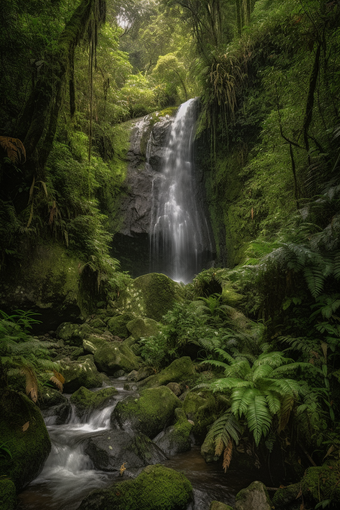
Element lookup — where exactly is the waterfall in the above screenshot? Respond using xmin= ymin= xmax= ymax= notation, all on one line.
xmin=149 ymin=98 xmax=213 ymax=283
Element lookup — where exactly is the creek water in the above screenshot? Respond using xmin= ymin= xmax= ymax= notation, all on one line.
xmin=17 ymin=380 xmax=266 ymax=510
xmin=149 ymin=98 xmax=213 ymax=283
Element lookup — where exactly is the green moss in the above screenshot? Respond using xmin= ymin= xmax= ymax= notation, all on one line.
xmin=272 ymin=483 xmax=301 ymax=508
xmin=70 ymin=386 xmax=117 ymax=413
xmin=107 ymin=313 xmax=135 ymax=338
xmin=0 ymin=391 xmax=51 ymax=491
xmin=127 ymin=317 xmax=160 ymax=339
xmin=301 ymin=463 xmax=340 ymax=504
xmin=94 ymin=341 xmax=140 ymax=374
xmin=0 ymin=479 xmax=16 ymax=510
xmin=78 ymin=464 xmax=193 ymax=510
xmin=209 ymin=503 xmax=233 ymax=510
xmin=183 ymin=390 xmax=217 ymax=441
xmin=140 ymin=357 xmax=195 ymax=388
xmin=61 ymin=354 xmax=105 ymax=392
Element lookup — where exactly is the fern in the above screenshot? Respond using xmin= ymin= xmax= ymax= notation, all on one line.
xmin=205 ymin=410 xmax=242 ymax=471
xmin=246 ymin=394 xmax=272 ymax=446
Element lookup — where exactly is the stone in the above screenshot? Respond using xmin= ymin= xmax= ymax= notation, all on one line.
xmin=0 ymin=479 xmax=16 ymax=510
xmin=154 ymin=408 xmax=193 ymax=457
xmin=85 ymin=430 xmax=167 ymax=471
xmin=234 ymin=481 xmax=272 ymax=510
xmin=127 ymin=366 xmax=155 ymax=382
xmin=77 ymin=464 xmax=193 ymax=510
xmin=127 ymin=317 xmax=160 ymax=339
xmin=140 ymin=356 xmax=195 ymax=388
xmin=111 ymin=386 xmax=181 ymax=439
xmin=38 ymin=387 xmax=71 ymax=424
xmin=300 ymin=463 xmax=340 ymax=504
xmin=60 ymin=354 xmax=105 ymax=392
xmin=209 ymin=502 xmax=233 ymax=510
xmin=0 ymin=391 xmax=51 ymax=491
xmin=117 ymin=273 xmax=184 ymax=321
xmin=70 ymin=386 xmax=118 ymax=418
xmin=183 ymin=390 xmax=218 ymax=442
xmin=272 ymin=483 xmax=301 ymax=508
xmin=107 ymin=313 xmax=135 ymax=338
xmin=166 ymin=382 xmax=182 ymax=396
xmin=94 ymin=341 xmax=140 ymax=375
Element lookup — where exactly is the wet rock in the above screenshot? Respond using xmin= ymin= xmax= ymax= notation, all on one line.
xmin=70 ymin=386 xmax=118 ymax=418
xmin=209 ymin=502 xmax=233 ymax=510
xmin=77 ymin=464 xmax=193 ymax=510
xmin=60 ymin=354 xmax=105 ymax=392
xmin=140 ymin=356 xmax=195 ymax=388
xmin=127 ymin=366 xmax=155 ymax=382
xmin=94 ymin=341 xmax=140 ymax=375
xmin=0 ymin=391 xmax=51 ymax=491
xmin=154 ymin=408 xmax=193 ymax=457
xmin=193 ymin=489 xmax=216 ymax=510
xmin=111 ymin=386 xmax=181 ymax=439
xmin=0 ymin=479 xmax=16 ymax=510
xmin=38 ymin=388 xmax=71 ymax=424
xmin=85 ymin=430 xmax=167 ymax=471
xmin=234 ymin=481 xmax=272 ymax=510
xmin=183 ymin=390 xmax=218 ymax=442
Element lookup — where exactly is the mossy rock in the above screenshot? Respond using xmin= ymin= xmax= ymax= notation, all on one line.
xmin=209 ymin=502 xmax=233 ymax=510
xmin=183 ymin=391 xmax=218 ymax=442
xmin=94 ymin=341 xmax=140 ymax=375
xmin=117 ymin=273 xmax=183 ymax=321
xmin=111 ymin=386 xmax=181 ymax=439
xmin=107 ymin=313 xmax=135 ymax=339
xmin=0 ymin=391 xmax=51 ymax=491
xmin=0 ymin=479 xmax=16 ymax=510
xmin=38 ymin=387 xmax=68 ymax=409
xmin=60 ymin=354 xmax=105 ymax=392
xmin=272 ymin=483 xmax=301 ymax=508
xmin=154 ymin=408 xmax=193 ymax=456
xmin=301 ymin=462 xmax=340 ymax=504
xmin=38 ymin=386 xmax=71 ymax=424
xmin=235 ymin=481 xmax=271 ymax=510
xmin=57 ymin=322 xmax=109 ymax=347
xmin=70 ymin=386 xmax=118 ymax=417
xmin=140 ymin=357 xmax=195 ymax=388
xmin=78 ymin=464 xmax=193 ymax=510
xmin=127 ymin=317 xmax=160 ymax=339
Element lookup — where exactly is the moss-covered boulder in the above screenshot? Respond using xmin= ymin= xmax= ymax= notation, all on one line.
xmin=127 ymin=317 xmax=160 ymax=339
xmin=111 ymin=386 xmax=181 ymax=439
xmin=209 ymin=502 xmax=233 ymax=510
xmin=127 ymin=366 xmax=155 ymax=382
xmin=272 ymin=483 xmax=301 ymax=508
xmin=0 ymin=479 xmax=16 ymax=510
xmin=38 ymin=387 xmax=71 ymax=424
xmin=94 ymin=341 xmax=140 ymax=375
xmin=154 ymin=408 xmax=193 ymax=456
xmin=70 ymin=386 xmax=118 ymax=417
xmin=57 ymin=322 xmax=114 ymax=349
xmin=235 ymin=481 xmax=271 ymax=510
xmin=140 ymin=357 xmax=195 ymax=388
xmin=301 ymin=463 xmax=340 ymax=505
xmin=107 ymin=313 xmax=135 ymax=338
xmin=78 ymin=464 xmax=193 ymax=510
xmin=0 ymin=392 xmax=51 ymax=491
xmin=85 ymin=430 xmax=167 ymax=471
xmin=60 ymin=355 xmax=105 ymax=392
xmin=183 ymin=390 xmax=218 ymax=442
xmin=116 ymin=273 xmax=183 ymax=321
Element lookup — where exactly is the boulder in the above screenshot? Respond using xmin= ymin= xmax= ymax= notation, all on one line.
xmin=117 ymin=273 xmax=184 ymax=321
xmin=60 ymin=355 xmax=105 ymax=392
xmin=107 ymin=313 xmax=135 ymax=339
xmin=234 ymin=481 xmax=271 ymax=510
xmin=94 ymin=341 xmax=140 ymax=375
xmin=301 ymin=463 xmax=340 ymax=505
xmin=127 ymin=366 xmax=155 ymax=382
xmin=111 ymin=386 xmax=181 ymax=439
xmin=140 ymin=357 xmax=195 ymax=388
xmin=85 ymin=430 xmax=167 ymax=471
xmin=272 ymin=483 xmax=301 ymax=508
xmin=166 ymin=382 xmax=183 ymax=396
xmin=154 ymin=408 xmax=193 ymax=457
xmin=70 ymin=386 xmax=118 ymax=418
xmin=77 ymin=464 xmax=193 ymax=510
xmin=209 ymin=502 xmax=233 ymax=510
xmin=0 ymin=479 xmax=16 ymax=510
xmin=0 ymin=391 xmax=51 ymax=491
xmin=127 ymin=317 xmax=160 ymax=339
xmin=183 ymin=390 xmax=218 ymax=442
xmin=38 ymin=387 xmax=71 ymax=424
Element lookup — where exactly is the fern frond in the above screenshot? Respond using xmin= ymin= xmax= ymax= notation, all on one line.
xmin=278 ymin=395 xmax=295 ymax=432
xmin=303 ymin=267 xmax=325 ymax=298
xmin=231 ymin=387 xmax=257 ymax=417
xmin=222 ymin=440 xmax=233 ymax=472
xmin=0 ymin=136 xmax=26 ymax=164
xmin=246 ymin=394 xmax=272 ymax=446
xmin=252 ymin=364 xmax=273 ymax=382
xmin=265 ymin=392 xmax=281 ymax=415
xmin=20 ymin=366 xmax=38 ymax=402
xmin=334 ymin=252 xmax=340 ymax=280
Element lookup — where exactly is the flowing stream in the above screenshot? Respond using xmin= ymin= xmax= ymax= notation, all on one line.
xmin=149 ymin=98 xmax=213 ymax=283
xmin=17 ymin=381 xmax=260 ymax=510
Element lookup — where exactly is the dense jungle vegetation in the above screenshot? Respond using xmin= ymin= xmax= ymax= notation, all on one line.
xmin=1 ymin=0 xmax=340 ymax=508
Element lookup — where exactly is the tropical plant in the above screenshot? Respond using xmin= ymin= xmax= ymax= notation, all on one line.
xmin=204 ymin=409 xmax=242 ymax=472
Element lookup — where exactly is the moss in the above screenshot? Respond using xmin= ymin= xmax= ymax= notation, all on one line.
xmin=70 ymin=386 xmax=117 ymax=414
xmin=0 ymin=391 xmax=51 ymax=491
xmin=209 ymin=503 xmax=233 ymax=510
xmin=112 ymin=386 xmax=181 ymax=438
xmin=107 ymin=313 xmax=135 ymax=338
xmin=272 ymin=483 xmax=301 ymax=508
xmin=61 ymin=354 xmax=105 ymax=392
xmin=301 ymin=463 xmax=340 ymax=504
xmin=140 ymin=357 xmax=195 ymax=388
xmin=183 ymin=390 xmax=218 ymax=441
xmin=0 ymin=479 xmax=16 ymax=510
xmin=78 ymin=464 xmax=193 ymax=510
xmin=127 ymin=317 xmax=160 ymax=339
xmin=94 ymin=341 xmax=140 ymax=375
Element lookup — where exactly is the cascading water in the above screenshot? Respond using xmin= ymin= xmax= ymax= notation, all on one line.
xmin=149 ymin=98 xmax=213 ymax=283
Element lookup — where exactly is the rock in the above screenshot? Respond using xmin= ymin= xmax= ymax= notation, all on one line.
xmin=166 ymin=382 xmax=182 ymax=396
xmin=127 ymin=317 xmax=160 ymax=339
xmin=140 ymin=357 xmax=195 ymax=388
xmin=0 ymin=479 xmax=16 ymax=510
xmin=85 ymin=430 xmax=167 ymax=471
xmin=201 ymin=433 xmax=220 ymax=463
xmin=60 ymin=354 xmax=105 ymax=392
xmin=77 ymin=464 xmax=193 ymax=510
xmin=183 ymin=390 xmax=218 ymax=442
xmin=111 ymin=386 xmax=181 ymax=439
xmin=94 ymin=341 xmax=140 ymax=375
xmin=38 ymin=387 xmax=68 ymax=408
xmin=154 ymin=408 xmax=193 ymax=457
xmin=127 ymin=366 xmax=155 ymax=382
xmin=70 ymin=386 xmax=118 ymax=418
xmin=0 ymin=391 xmax=51 ymax=491
xmin=107 ymin=313 xmax=135 ymax=339
xmin=117 ymin=273 xmax=184 ymax=321
xmin=209 ymin=502 xmax=233 ymax=510
xmin=234 ymin=481 xmax=271 ymax=510
xmin=272 ymin=483 xmax=301 ymax=508
xmin=0 ymin=244 xmax=81 ymax=331
xmin=38 ymin=387 xmax=71 ymax=424
xmin=301 ymin=463 xmax=340 ymax=504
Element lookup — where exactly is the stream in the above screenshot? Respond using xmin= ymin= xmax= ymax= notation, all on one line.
xmin=18 ymin=380 xmax=275 ymax=510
